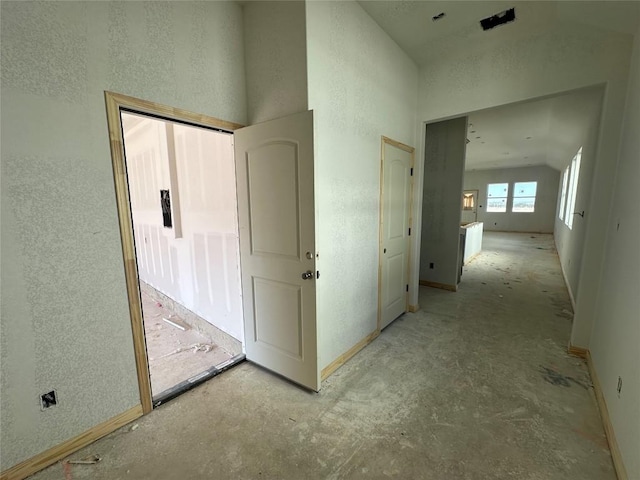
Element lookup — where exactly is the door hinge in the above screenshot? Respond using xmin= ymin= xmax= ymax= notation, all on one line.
xmin=410 ymin=167 xmax=414 ymax=176
xmin=406 ymin=284 xmax=409 ymax=292
xmin=408 ymin=227 xmax=411 ymax=236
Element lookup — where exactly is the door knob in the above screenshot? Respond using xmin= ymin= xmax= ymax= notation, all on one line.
xmin=301 ymin=271 xmax=314 ymax=280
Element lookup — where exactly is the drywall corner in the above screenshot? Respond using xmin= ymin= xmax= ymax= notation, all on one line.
xmin=588 ymin=25 xmax=640 ymax=480
xmin=419 ymin=117 xmax=468 ymax=286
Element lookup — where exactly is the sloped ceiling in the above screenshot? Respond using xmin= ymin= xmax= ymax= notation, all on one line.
xmin=465 ymin=87 xmax=603 ymax=171
xmin=358 ymin=1 xmax=637 ymax=171
xmin=359 ymin=1 xmax=639 ymax=67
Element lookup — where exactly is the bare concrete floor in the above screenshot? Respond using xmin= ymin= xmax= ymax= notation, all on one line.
xmin=142 ymin=290 xmax=234 ymax=396
xmin=31 ymin=233 xmax=613 ymax=479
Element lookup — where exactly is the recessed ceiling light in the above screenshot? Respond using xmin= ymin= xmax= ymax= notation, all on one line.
xmin=432 ymin=12 xmax=446 ymax=21
xmin=526 ymin=136 xmax=532 ymax=140
xmin=470 ymin=130 xmax=476 ymax=133
xmin=481 ymin=141 xmax=485 ymax=144
xmin=475 ymin=136 xmax=481 ymax=139
xmin=503 ymin=152 xmax=509 ymax=155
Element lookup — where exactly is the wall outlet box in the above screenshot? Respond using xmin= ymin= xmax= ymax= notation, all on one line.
xmin=40 ymin=390 xmax=57 ymax=410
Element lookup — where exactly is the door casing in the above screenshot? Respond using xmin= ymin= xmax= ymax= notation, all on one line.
xmin=377 ymin=136 xmax=415 ymax=331
xmin=105 ymin=91 xmax=243 ymax=414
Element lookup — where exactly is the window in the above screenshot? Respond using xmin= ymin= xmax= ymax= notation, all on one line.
xmin=512 ymin=181 xmax=537 ymax=212
xmin=487 ymin=183 xmax=509 ymax=212
xmin=558 ymin=168 xmax=569 ymax=221
xmin=564 ymin=148 xmax=582 ymax=229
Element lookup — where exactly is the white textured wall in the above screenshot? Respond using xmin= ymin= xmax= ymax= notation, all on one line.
xmin=463 ymin=165 xmax=560 ymax=233
xmin=420 ymin=118 xmax=468 ymax=286
xmin=413 ymin=19 xmax=634 ymax=352
xmin=0 ymin=1 xmax=247 ymax=470
xmin=553 ymin=109 xmax=602 ymax=303
xmin=124 ymin=118 xmax=243 ymax=341
xmin=306 ymin=1 xmax=418 ymax=369
xmin=590 ymin=27 xmax=640 ymax=480
xmin=243 ymin=1 xmax=308 ymax=124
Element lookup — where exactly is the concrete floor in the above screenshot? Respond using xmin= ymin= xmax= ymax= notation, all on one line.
xmin=31 ymin=232 xmax=614 ymax=479
xmin=141 ymin=290 xmax=233 ymax=396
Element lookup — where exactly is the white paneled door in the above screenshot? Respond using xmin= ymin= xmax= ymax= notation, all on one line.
xmin=379 ymin=138 xmax=414 ymax=330
xmin=234 ymin=111 xmax=319 ymax=391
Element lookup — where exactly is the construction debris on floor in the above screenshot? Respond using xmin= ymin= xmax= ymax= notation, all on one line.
xmin=31 ymin=233 xmax=615 ymax=480
xmin=141 ymin=290 xmax=234 ymax=396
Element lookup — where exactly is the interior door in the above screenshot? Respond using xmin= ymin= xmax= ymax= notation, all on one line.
xmin=379 ymin=138 xmax=414 ymax=330
xmin=234 ymin=110 xmax=319 ymax=391
xmin=461 ymin=189 xmax=478 ymax=224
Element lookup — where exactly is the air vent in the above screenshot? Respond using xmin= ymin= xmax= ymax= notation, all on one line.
xmin=480 ymin=8 xmax=516 ymax=31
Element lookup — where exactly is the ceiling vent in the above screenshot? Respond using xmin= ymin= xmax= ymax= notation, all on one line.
xmin=480 ymin=8 xmax=516 ymax=31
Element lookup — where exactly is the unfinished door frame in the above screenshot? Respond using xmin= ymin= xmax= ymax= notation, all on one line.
xmin=104 ymin=91 xmax=243 ymax=414
xmin=462 ymin=189 xmax=479 ymax=223
xmin=377 ymin=136 xmax=416 ymax=332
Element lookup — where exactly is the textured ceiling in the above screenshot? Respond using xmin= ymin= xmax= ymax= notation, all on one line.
xmin=358 ymin=1 xmax=634 ymax=171
xmin=464 ymin=86 xmax=603 ymax=171
xmin=359 ymin=1 xmax=640 ymax=66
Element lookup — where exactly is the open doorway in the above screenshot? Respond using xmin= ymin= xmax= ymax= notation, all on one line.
xmin=107 ymin=93 xmax=322 ymax=411
xmin=418 ymin=86 xmax=603 ymax=294
xmin=118 ymin=108 xmax=245 ymax=405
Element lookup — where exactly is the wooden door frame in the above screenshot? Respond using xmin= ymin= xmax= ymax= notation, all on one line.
xmin=463 ymin=189 xmax=479 ymax=223
xmin=104 ymin=91 xmax=243 ymax=414
xmin=377 ymin=136 xmax=416 ymax=332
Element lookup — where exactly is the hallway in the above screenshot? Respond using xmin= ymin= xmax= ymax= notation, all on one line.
xmin=31 ymin=233 xmax=613 ymax=480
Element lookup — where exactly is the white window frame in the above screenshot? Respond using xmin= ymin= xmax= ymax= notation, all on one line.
xmin=559 ymin=167 xmax=569 ymax=221
xmin=486 ymin=183 xmax=509 ymax=213
xmin=511 ymin=181 xmax=538 ymax=213
xmin=565 ymin=148 xmax=582 ymax=229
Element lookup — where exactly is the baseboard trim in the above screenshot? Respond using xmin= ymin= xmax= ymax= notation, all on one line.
xmin=419 ymin=280 xmax=457 ymax=292
xmin=568 ymin=344 xmax=588 ymax=359
xmin=581 ymin=349 xmax=628 ymax=480
xmin=1 ymin=405 xmax=143 ymax=480
xmin=321 ymin=330 xmax=380 ymax=380
xmin=558 ymin=256 xmax=577 ymax=312
xmin=408 ymin=304 xmax=420 ymax=313
xmin=463 ymin=252 xmax=481 ymax=265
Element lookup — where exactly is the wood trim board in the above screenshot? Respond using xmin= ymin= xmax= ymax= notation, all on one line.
xmin=105 ymin=91 xmax=243 ymax=131
xmin=419 ymin=280 xmax=458 ymax=292
xmin=463 ymin=251 xmax=481 ymax=265
xmin=104 ymin=92 xmax=244 ymax=414
xmin=321 ymin=330 xmax=380 ymax=380
xmin=584 ymin=350 xmax=628 ymax=480
xmin=408 ymin=304 xmax=420 ymax=313
xmin=0 ymin=405 xmax=143 ymax=480
xmin=377 ymin=136 xmax=415 ymax=331
xmin=557 ymin=249 xmax=577 ymax=312
xmin=567 ymin=344 xmax=588 ymax=359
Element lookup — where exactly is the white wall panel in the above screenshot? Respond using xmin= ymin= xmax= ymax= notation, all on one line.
xmin=124 ymin=116 xmax=243 ymax=343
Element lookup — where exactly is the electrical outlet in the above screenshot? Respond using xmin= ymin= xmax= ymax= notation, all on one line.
xmin=40 ymin=390 xmax=57 ymax=410
xmin=617 ymin=377 xmax=622 ymax=398
xmin=429 ymin=262 xmax=434 ymax=269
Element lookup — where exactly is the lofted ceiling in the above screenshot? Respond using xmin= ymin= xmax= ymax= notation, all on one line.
xmin=358 ymin=1 xmax=637 ymax=171
xmin=359 ymin=1 xmax=640 ymax=67
xmin=464 ymin=86 xmax=603 ymax=171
